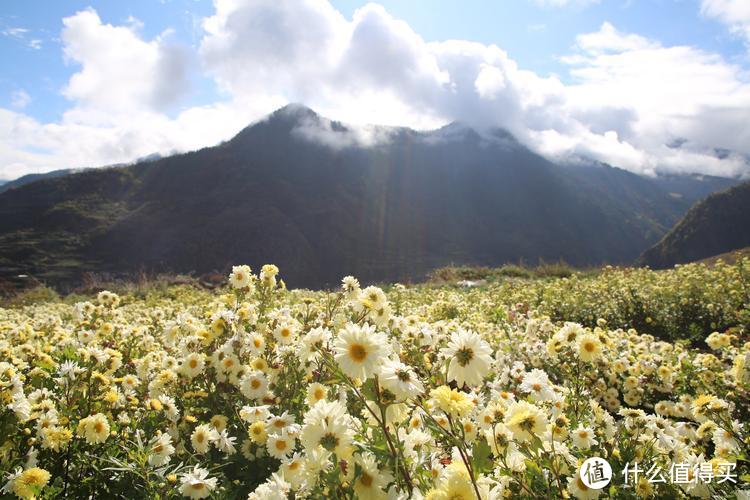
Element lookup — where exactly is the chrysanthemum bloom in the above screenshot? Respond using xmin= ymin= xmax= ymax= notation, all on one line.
xmin=504 ymin=401 xmax=548 ymax=443
xmin=333 ymin=323 xmax=387 ymax=381
xmin=240 ymin=371 xmax=269 ymax=400
xmin=260 ymin=264 xmax=279 ymax=287
xmin=690 ymin=394 xmax=727 ymax=421
xmin=429 ymin=386 xmax=474 ymax=418
xmin=229 ymin=265 xmax=252 ymax=289
xmin=267 ymin=430 xmax=295 ymax=459
xmin=40 ymin=426 xmax=73 ymax=452
xmin=191 ymin=424 xmax=219 ymax=454
xmin=440 ymin=329 xmax=493 ymax=387
xmin=305 ymin=383 xmax=328 ymax=407
xmin=180 ymin=353 xmax=205 ymax=379
xmin=567 ymin=474 xmax=600 ymax=500
xmin=299 ymin=327 xmax=331 ymax=362
xmin=179 ymin=467 xmax=217 ymax=499
xmin=77 ymin=413 xmax=110 ymax=445
xmin=300 ymin=400 xmax=354 ymax=456
xmin=280 ymin=453 xmax=306 ymax=489
xmin=485 ymin=423 xmax=512 ymax=455
xmin=378 ymin=359 xmax=424 ymax=400
xmin=576 ymin=334 xmax=603 ymax=363
xmin=357 ymin=286 xmax=387 ymax=312
xmin=353 ymin=452 xmax=393 ymax=500
xmin=148 ymin=432 xmax=175 ymax=466
xmin=341 ymin=276 xmax=360 ymax=299
xmin=248 ymin=421 xmax=268 ymax=444
xmin=571 ymin=426 xmax=598 ymax=449
xmin=273 ymin=321 xmax=298 ymax=345
xmin=11 ymin=467 xmax=51 ymax=499
xmin=520 ymin=369 xmax=555 ymax=402
xmin=426 ymin=463 xmax=475 ymax=500
xmin=239 ymin=404 xmax=271 ymax=423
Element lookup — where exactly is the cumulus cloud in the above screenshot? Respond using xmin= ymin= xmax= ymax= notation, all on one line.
xmin=1 ymin=0 xmax=749 ymax=180
xmin=61 ymin=9 xmax=190 ymax=113
xmin=0 ymin=8 xmax=271 ymax=180
xmin=701 ymin=0 xmax=750 ymax=45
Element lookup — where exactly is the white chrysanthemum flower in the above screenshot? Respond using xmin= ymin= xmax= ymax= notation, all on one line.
xmin=298 ymin=327 xmax=331 ymax=363
xmin=229 ymin=265 xmax=252 ymax=289
xmin=216 ymin=429 xmax=237 ymax=456
xmin=357 ymin=286 xmax=387 ymax=312
xmin=267 ymin=430 xmax=295 ymax=459
xmin=273 ymin=320 xmax=298 ymax=345
xmin=353 ymin=452 xmax=393 ymax=500
xmin=239 ymin=405 xmax=271 ymax=423
xmin=567 ymin=475 xmax=601 ymax=500
xmin=333 ymin=323 xmax=387 ymax=381
xmin=300 ymin=400 xmax=353 ymax=456
xmin=190 ymin=424 xmax=219 ymax=454
xmin=441 ymin=329 xmax=493 ymax=387
xmin=520 ymin=369 xmax=556 ymax=402
xmin=341 ymin=276 xmax=360 ymax=299
xmin=180 ymin=353 xmax=205 ymax=379
xmin=179 ymin=467 xmax=217 ymax=499
xmin=279 ymin=452 xmax=306 ymax=489
xmin=570 ymin=426 xmax=598 ymax=449
xmin=378 ymin=359 xmax=424 ymax=400
xmin=240 ymin=371 xmax=269 ymax=400
xmin=305 ymin=383 xmax=328 ymax=408
xmin=148 ymin=432 xmax=175 ymax=466
xmin=577 ymin=333 xmax=603 ymax=362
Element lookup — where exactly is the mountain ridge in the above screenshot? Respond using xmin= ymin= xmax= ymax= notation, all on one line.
xmin=639 ymin=181 xmax=750 ymax=268
xmin=0 ymin=104 xmax=742 ymax=289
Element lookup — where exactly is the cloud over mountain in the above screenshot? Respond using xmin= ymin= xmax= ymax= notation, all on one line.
xmin=1 ymin=0 xmax=749 ymax=180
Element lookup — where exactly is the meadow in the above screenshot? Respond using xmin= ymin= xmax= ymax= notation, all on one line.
xmin=0 ymin=260 xmax=748 ymax=499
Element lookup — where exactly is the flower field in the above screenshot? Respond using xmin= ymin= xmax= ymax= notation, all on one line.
xmin=1 ymin=261 xmax=749 ymax=499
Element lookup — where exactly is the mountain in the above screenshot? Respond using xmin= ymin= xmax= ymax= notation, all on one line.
xmin=0 ymin=104 xmax=741 ymax=288
xmin=0 ymin=169 xmax=79 ymax=194
xmin=639 ymin=181 xmax=750 ymax=268
xmin=0 ymin=154 xmax=165 ymax=195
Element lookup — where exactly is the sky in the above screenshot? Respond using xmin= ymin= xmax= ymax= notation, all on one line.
xmin=1 ymin=0 xmax=750 ymax=181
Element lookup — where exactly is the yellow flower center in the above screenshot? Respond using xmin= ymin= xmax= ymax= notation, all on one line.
xmin=360 ymin=472 xmax=374 ymax=487
xmin=349 ymin=343 xmax=368 ymax=362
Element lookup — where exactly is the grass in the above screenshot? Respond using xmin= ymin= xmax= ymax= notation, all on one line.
xmin=426 ymin=260 xmax=596 ymax=284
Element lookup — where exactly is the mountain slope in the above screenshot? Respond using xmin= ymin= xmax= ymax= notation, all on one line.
xmin=0 ymin=104 xmax=737 ymax=288
xmin=0 ymin=169 xmax=78 ymax=194
xmin=639 ymin=181 xmax=750 ymax=268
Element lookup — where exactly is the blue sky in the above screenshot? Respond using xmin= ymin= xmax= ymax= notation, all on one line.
xmin=1 ymin=0 xmax=749 ymax=180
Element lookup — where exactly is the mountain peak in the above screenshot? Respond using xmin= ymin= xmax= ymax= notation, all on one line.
xmin=271 ymin=103 xmax=319 ymax=122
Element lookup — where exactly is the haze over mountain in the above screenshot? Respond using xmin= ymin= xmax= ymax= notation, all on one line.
xmin=0 ymin=105 xmax=740 ymax=289
xmin=640 ymin=181 xmax=750 ymax=269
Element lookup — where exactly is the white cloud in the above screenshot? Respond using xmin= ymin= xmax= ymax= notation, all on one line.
xmin=558 ymin=22 xmax=750 ymax=176
xmin=1 ymin=26 xmax=43 ymax=49
xmin=61 ymin=9 xmax=190 ymax=113
xmin=572 ymin=21 xmax=657 ymax=54
xmin=11 ymin=90 xmax=30 ymax=109
xmin=0 ymin=9 xmax=267 ymax=180
xmin=1 ymin=1 xmax=749 ymax=181
xmin=1 ymin=27 xmax=28 ymax=38
xmin=701 ymin=0 xmax=750 ymax=44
